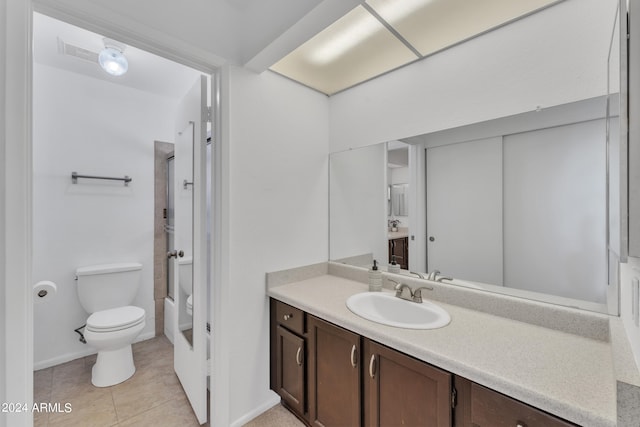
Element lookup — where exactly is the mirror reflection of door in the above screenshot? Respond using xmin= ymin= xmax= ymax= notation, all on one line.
xmin=426 ymin=137 xmax=503 ymax=285
xmin=171 ymin=75 xmax=209 ymax=425
xmin=175 ymin=122 xmax=194 ymax=346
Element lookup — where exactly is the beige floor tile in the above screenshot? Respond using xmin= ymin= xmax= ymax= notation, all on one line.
xmin=118 ymin=395 xmax=200 ymax=427
xmin=47 ymin=386 xmax=117 ymax=427
xmin=243 ymin=404 xmax=305 ymax=427
xmin=34 ymin=337 xmax=204 ymax=426
xmin=34 ymin=368 xmax=53 ymax=426
xmin=111 ymin=363 xmax=184 ymax=422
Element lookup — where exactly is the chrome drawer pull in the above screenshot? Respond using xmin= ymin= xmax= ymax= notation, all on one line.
xmin=296 ymin=347 xmax=303 ymax=366
xmin=283 ymin=314 xmax=293 ymax=321
xmin=369 ymin=354 xmax=376 ymax=378
xmin=350 ymin=345 xmax=357 ymax=368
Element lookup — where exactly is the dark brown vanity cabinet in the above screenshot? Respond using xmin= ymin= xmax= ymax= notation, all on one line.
xmin=389 ymin=236 xmax=409 ymax=269
xmin=271 ymin=300 xmax=307 ymax=419
xmin=271 ymin=298 xmax=577 ymax=427
xmin=307 ymin=315 xmax=361 ymax=427
xmin=364 ymin=339 xmax=452 ymax=427
xmin=453 ymin=377 xmax=577 ymax=427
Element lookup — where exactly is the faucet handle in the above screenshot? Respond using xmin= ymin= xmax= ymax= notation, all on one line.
xmin=392 ymin=281 xmax=413 ymax=300
xmin=412 ymin=286 xmax=434 ymax=303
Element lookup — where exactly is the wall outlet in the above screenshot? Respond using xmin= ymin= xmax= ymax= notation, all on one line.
xmin=633 ymin=277 xmax=640 ymax=327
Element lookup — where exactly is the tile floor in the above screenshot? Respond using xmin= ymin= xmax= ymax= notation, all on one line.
xmin=33 ymin=335 xmax=301 ymax=427
xmin=244 ymin=405 xmax=304 ymax=427
xmin=34 ymin=336 xmax=204 ymax=427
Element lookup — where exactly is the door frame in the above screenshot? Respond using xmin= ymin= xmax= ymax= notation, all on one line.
xmin=4 ymin=1 xmax=230 ymax=425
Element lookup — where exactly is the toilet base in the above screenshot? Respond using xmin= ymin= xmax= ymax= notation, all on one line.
xmin=91 ymin=344 xmax=136 ymax=387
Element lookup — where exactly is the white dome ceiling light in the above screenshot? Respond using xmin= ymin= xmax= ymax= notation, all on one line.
xmin=98 ymin=38 xmax=128 ymax=76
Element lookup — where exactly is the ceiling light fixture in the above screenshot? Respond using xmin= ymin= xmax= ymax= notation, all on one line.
xmin=98 ymin=38 xmax=128 ymax=76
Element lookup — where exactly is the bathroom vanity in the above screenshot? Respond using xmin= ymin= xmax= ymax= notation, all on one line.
xmin=267 ymin=263 xmax=628 ymax=427
xmin=387 ymin=234 xmax=408 ymax=270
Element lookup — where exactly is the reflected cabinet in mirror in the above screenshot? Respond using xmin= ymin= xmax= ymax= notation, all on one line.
xmin=329 ymin=0 xmax=625 ymax=314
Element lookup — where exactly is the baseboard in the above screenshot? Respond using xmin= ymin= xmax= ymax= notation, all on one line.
xmin=34 ymin=347 xmax=97 ymax=371
xmin=230 ymin=392 xmax=281 ymax=427
xmin=34 ymin=331 xmax=156 ymax=371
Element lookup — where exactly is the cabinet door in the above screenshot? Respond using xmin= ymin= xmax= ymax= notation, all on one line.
xmin=364 ymin=339 xmax=452 ymax=427
xmin=276 ymin=325 xmax=306 ymax=416
xmin=389 ymin=238 xmax=408 ymax=269
xmin=308 ymin=315 xmax=361 ymax=427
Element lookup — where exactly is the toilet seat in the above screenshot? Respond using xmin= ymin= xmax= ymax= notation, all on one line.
xmin=86 ymin=306 xmax=145 ymax=333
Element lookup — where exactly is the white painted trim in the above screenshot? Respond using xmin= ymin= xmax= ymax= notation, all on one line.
xmin=4 ymin=1 xmax=34 ymax=426
xmin=211 ymin=65 xmax=231 ymax=427
xmin=230 ymin=392 xmax=281 ymax=427
xmin=32 ymin=0 xmax=226 ymax=73
xmin=33 ymin=331 xmax=155 ymax=371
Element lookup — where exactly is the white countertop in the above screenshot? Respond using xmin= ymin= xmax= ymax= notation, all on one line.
xmin=268 ymin=274 xmax=617 ymax=427
xmin=387 ymin=230 xmax=408 ymax=239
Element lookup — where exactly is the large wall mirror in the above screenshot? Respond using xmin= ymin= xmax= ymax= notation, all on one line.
xmin=329 ymin=0 xmax=626 ymax=315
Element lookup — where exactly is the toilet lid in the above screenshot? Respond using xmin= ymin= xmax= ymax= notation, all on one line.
xmin=187 ymin=294 xmax=193 ymax=308
xmin=86 ymin=306 xmax=145 ymax=332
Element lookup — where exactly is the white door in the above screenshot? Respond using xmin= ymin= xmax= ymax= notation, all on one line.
xmin=503 ymin=120 xmax=606 ymax=301
xmin=426 ymin=137 xmax=503 ymax=284
xmin=171 ymin=75 xmax=208 ymax=424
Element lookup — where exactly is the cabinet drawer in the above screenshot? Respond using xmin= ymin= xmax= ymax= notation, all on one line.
xmin=470 ymin=383 xmax=575 ymax=427
xmin=275 ymin=300 xmax=304 ymax=335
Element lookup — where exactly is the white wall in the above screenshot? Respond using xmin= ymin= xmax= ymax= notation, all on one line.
xmin=32 ymin=63 xmax=178 ymax=368
xmin=328 ymin=0 xmax=618 ymax=152
xmin=226 ymin=68 xmax=329 ymax=425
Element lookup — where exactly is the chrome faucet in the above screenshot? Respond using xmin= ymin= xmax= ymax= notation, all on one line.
xmin=427 ymin=270 xmax=440 ymax=281
xmin=410 ymin=271 xmax=426 ymax=279
xmin=412 ymin=286 xmax=434 ymax=303
xmin=389 ymin=279 xmax=414 ymax=301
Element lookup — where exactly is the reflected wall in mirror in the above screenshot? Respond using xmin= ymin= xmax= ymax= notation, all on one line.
xmin=329 ymin=0 xmax=623 ymax=314
xmin=176 ymin=122 xmax=195 ymax=347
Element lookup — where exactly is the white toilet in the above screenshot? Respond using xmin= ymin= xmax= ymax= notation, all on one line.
xmin=76 ymin=262 xmax=146 ymax=387
xmin=178 ymin=257 xmax=193 ymax=316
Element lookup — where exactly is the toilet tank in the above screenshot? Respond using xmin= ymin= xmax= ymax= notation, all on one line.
xmin=76 ymin=262 xmax=142 ymax=313
xmin=178 ymin=257 xmax=192 ymax=296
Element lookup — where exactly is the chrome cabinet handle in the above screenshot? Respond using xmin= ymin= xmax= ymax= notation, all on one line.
xmin=350 ymin=344 xmax=357 ymax=368
xmin=296 ymin=347 xmax=303 ymax=366
xmin=516 ymin=423 xmax=526 ymax=427
xmin=283 ymin=314 xmax=293 ymax=321
xmin=369 ymin=354 xmax=376 ymax=378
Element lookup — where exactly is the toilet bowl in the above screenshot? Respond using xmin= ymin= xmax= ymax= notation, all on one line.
xmin=179 ymin=257 xmax=193 ymax=317
xmin=186 ymin=294 xmax=193 ymax=316
xmin=76 ymin=263 xmax=145 ymax=387
xmin=84 ymin=306 xmax=145 ymax=387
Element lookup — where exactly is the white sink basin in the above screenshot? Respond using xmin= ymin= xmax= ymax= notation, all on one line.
xmin=346 ymin=292 xmax=451 ymax=330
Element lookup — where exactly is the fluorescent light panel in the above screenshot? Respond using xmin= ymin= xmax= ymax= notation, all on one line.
xmin=270 ymin=0 xmax=561 ymax=95
xmin=270 ymin=5 xmax=418 ymax=95
xmin=366 ymin=0 xmax=559 ymax=57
